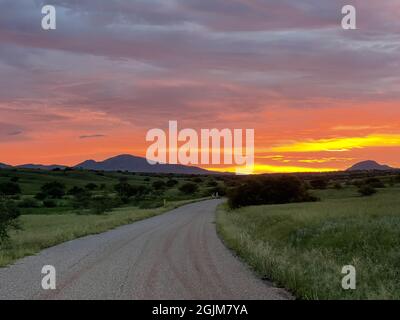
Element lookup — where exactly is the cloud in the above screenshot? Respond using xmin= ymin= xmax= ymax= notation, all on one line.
xmin=79 ymin=134 xmax=106 ymax=139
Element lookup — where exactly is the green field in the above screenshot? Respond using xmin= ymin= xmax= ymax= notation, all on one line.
xmin=217 ymin=184 xmax=400 ymax=299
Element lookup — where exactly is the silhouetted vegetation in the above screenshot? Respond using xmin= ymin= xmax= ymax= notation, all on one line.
xmin=0 ymin=182 xmax=21 ymax=196
xmin=228 ymin=176 xmax=317 ymax=209
xmin=0 ymin=199 xmax=20 ymax=244
xmin=179 ymin=182 xmax=199 ymax=195
xmin=364 ymin=177 xmax=385 ymax=188
xmin=40 ymin=181 xmax=66 ymax=199
xmin=309 ymin=178 xmax=328 ymax=190
xmin=358 ymin=185 xmax=377 ymax=197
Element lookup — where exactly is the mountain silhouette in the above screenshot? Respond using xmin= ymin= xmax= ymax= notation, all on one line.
xmin=74 ymin=154 xmax=215 ymax=174
xmin=0 ymin=162 xmax=11 ymax=169
xmin=16 ymin=164 xmax=67 ymax=170
xmin=347 ymin=160 xmax=395 ymax=171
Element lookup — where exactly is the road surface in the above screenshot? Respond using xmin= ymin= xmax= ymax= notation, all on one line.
xmin=0 ymin=199 xmax=290 ymax=300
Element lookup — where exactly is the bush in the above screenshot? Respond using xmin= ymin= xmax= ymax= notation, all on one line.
xmin=227 ymin=176 xmax=317 ymax=209
xmin=364 ymin=177 xmax=385 ymax=188
xmin=179 ymin=182 xmax=199 ymax=195
xmin=309 ymin=179 xmax=328 ymax=190
xmin=85 ymin=183 xmax=98 ymax=191
xmin=71 ymin=189 xmax=92 ymax=210
xmin=43 ymin=199 xmax=57 ymax=208
xmin=0 ymin=182 xmax=21 ymax=196
xmin=396 ymin=174 xmax=400 ymax=183
xmin=152 ymin=180 xmax=166 ymax=190
xmin=333 ymin=182 xmax=343 ymax=190
xmin=166 ymin=179 xmax=178 ymax=187
xmin=67 ymin=186 xmax=85 ymax=196
xmin=358 ymin=185 xmax=377 ymax=197
xmin=90 ymin=195 xmax=114 ymax=215
xmin=40 ymin=181 xmax=66 ymax=198
xmin=18 ymin=197 xmax=40 ymax=208
xmin=0 ymin=199 xmax=21 ymax=244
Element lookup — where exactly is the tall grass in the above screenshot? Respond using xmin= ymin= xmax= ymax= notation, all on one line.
xmin=216 ymin=187 xmax=400 ymax=299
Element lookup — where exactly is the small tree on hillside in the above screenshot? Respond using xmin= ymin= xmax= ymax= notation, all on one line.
xmin=358 ymin=185 xmax=377 ymax=197
xmin=179 ymin=182 xmax=198 ymax=195
xmin=40 ymin=181 xmax=66 ymax=199
xmin=0 ymin=199 xmax=21 ymax=245
xmin=0 ymin=182 xmax=21 ymax=196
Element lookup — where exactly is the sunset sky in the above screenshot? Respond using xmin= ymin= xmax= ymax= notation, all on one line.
xmin=1 ymin=0 xmax=400 ymax=173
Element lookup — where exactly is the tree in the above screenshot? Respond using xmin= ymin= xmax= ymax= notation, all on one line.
xmin=358 ymin=185 xmax=377 ymax=197
xmin=0 ymin=199 xmax=21 ymax=244
xmin=40 ymin=181 xmax=66 ymax=199
xmin=67 ymin=186 xmax=85 ymax=196
xmin=364 ymin=177 xmax=385 ymax=188
xmin=85 ymin=183 xmax=98 ymax=191
xmin=310 ymin=179 xmax=328 ymax=190
xmin=90 ymin=194 xmax=114 ymax=215
xmin=0 ymin=182 xmax=21 ymax=196
xmin=227 ymin=176 xmax=317 ymax=209
xmin=152 ymin=180 xmax=166 ymax=190
xmin=114 ymin=181 xmax=135 ymax=203
xmin=179 ymin=182 xmax=198 ymax=195
xmin=166 ymin=179 xmax=178 ymax=187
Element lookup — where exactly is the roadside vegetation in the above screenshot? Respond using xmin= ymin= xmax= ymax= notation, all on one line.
xmin=217 ymin=171 xmax=400 ymax=299
xmin=0 ymin=167 xmax=224 ymax=266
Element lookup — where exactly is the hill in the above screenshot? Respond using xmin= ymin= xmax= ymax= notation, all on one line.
xmin=74 ymin=154 xmax=215 ymax=174
xmin=347 ymin=160 xmax=395 ymax=171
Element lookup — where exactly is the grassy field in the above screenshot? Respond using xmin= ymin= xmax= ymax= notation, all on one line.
xmin=0 ymin=198 xmax=206 ymax=267
xmin=217 ymin=184 xmax=400 ymax=299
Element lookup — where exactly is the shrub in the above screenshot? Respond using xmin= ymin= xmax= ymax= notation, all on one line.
xmin=0 ymin=199 xmax=21 ymax=244
xmin=67 ymin=186 xmax=85 ymax=196
xmin=227 ymin=176 xmax=317 ymax=209
xmin=179 ymin=182 xmax=199 ymax=195
xmin=43 ymin=199 xmax=57 ymax=208
xmin=0 ymin=182 xmax=21 ymax=196
xmin=85 ymin=183 xmax=98 ymax=191
xmin=35 ymin=192 xmax=47 ymax=201
xmin=40 ymin=181 xmax=66 ymax=198
xmin=396 ymin=174 xmax=400 ymax=183
xmin=90 ymin=195 xmax=114 ymax=215
xmin=309 ymin=179 xmax=328 ymax=190
xmin=364 ymin=177 xmax=385 ymax=188
xmin=333 ymin=182 xmax=343 ymax=190
xmin=358 ymin=185 xmax=377 ymax=196
xmin=206 ymin=179 xmax=218 ymax=187
xmin=152 ymin=180 xmax=166 ymax=190
xmin=166 ymin=179 xmax=178 ymax=187
xmin=18 ymin=197 xmax=40 ymax=208
xmin=71 ymin=190 xmax=92 ymax=210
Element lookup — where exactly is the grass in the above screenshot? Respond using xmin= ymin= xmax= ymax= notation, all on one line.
xmin=0 ymin=198 xmax=207 ymax=267
xmin=216 ymin=186 xmax=400 ymax=299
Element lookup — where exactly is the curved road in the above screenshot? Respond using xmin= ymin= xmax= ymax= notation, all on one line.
xmin=0 ymin=199 xmax=290 ymax=300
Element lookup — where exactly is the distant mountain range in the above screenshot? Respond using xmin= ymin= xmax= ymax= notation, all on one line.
xmin=346 ymin=160 xmax=396 ymax=171
xmin=74 ymin=154 xmax=214 ymax=174
xmin=16 ymin=164 xmax=68 ymax=170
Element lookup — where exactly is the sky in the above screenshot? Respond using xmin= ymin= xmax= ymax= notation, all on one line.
xmin=0 ymin=0 xmax=399 ymax=173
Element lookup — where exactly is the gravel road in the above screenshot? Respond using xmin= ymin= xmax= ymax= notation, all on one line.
xmin=0 ymin=199 xmax=290 ymax=300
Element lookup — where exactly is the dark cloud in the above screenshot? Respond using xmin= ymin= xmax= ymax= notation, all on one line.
xmin=79 ymin=134 xmax=106 ymax=139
